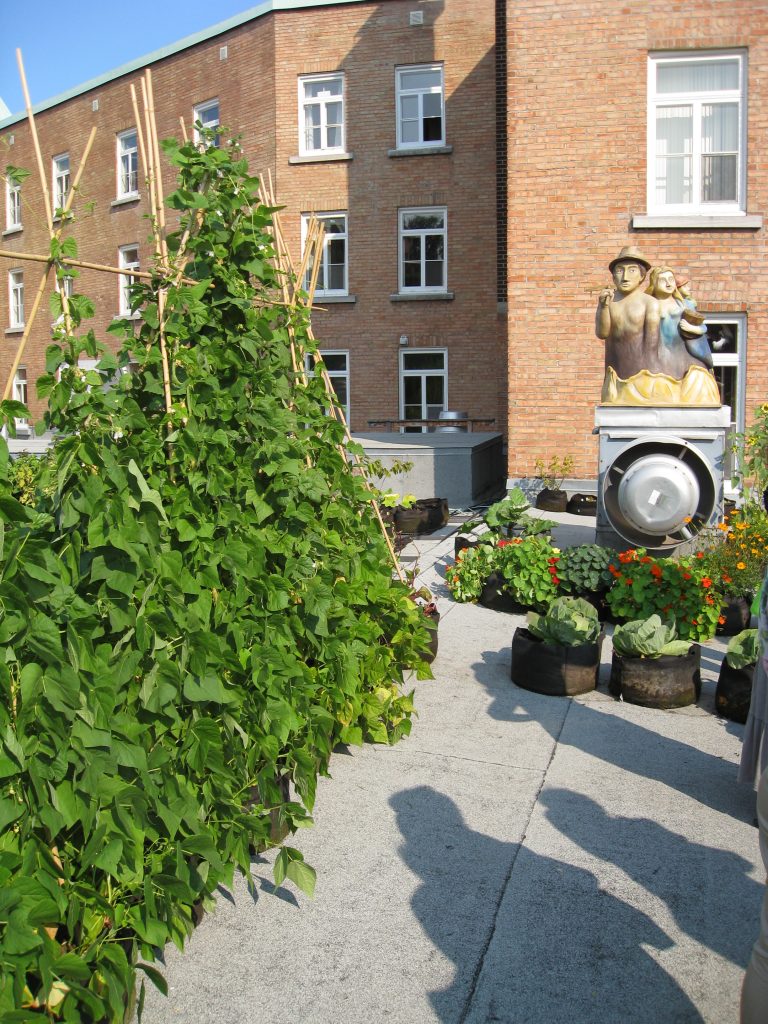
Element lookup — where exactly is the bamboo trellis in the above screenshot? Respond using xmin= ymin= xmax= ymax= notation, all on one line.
xmin=0 ymin=54 xmax=406 ymax=582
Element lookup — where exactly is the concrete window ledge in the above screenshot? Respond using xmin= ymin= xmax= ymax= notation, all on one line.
xmin=5 ymin=327 xmax=25 ymax=336
xmin=1 ymin=226 xmax=23 ymax=238
xmin=632 ymin=214 xmax=763 ymax=230
xmin=387 ymin=145 xmax=453 ymax=158
xmin=110 ymin=194 xmax=141 ymax=208
xmin=288 ymin=152 xmax=354 ymax=165
xmin=314 ymin=295 xmax=356 ymax=304
xmin=390 ymin=291 xmax=454 ymax=302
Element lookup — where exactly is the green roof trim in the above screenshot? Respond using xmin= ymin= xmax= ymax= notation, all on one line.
xmin=0 ymin=0 xmax=369 ymax=129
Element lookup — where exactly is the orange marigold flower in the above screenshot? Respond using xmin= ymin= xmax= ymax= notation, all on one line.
xmin=736 ymin=522 xmax=749 ymax=531
xmin=717 ymin=522 xmax=729 ymax=531
xmin=683 ymin=516 xmax=692 ymax=524
xmin=723 ymin=574 xmax=732 ymax=584
xmin=737 ymin=562 xmax=747 ymax=570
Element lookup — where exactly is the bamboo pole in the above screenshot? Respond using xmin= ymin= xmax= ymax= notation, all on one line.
xmin=0 ymin=250 xmax=195 ymax=285
xmin=16 ymin=50 xmax=53 ymax=237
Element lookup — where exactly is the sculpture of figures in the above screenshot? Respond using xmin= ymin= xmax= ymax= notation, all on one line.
xmin=596 ymin=246 xmax=720 ymax=407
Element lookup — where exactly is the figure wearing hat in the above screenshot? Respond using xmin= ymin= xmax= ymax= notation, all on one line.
xmin=595 ymin=246 xmax=720 ymax=406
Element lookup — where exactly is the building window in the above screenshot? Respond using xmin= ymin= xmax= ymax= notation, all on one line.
xmin=396 ymin=64 xmax=445 ymax=148
xmin=12 ymin=367 xmax=28 ymax=433
xmin=648 ymin=51 xmax=746 ymax=215
xmin=5 ymin=179 xmax=21 ymax=230
xmin=193 ymin=99 xmax=220 ymax=146
xmin=299 ymin=74 xmax=345 ymax=156
xmin=118 ymin=245 xmax=140 ymax=316
xmin=117 ymin=129 xmax=139 ymax=197
xmin=302 ymin=212 xmax=348 ymax=296
xmin=52 ymin=153 xmax=70 ymax=215
xmin=307 ymin=350 xmax=350 ymax=421
xmin=9 ymin=270 xmax=24 ymax=328
xmin=708 ymin=315 xmax=746 ymax=490
xmin=400 ymin=349 xmax=447 ymax=432
xmin=399 ymin=208 xmax=447 ymax=293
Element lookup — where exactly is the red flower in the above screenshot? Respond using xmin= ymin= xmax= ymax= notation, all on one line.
xmin=626 ymin=578 xmax=634 ymax=585
xmin=640 ymin=556 xmax=653 ymax=564
xmin=702 ymin=577 xmax=712 ymax=588
xmin=696 ymin=552 xmax=704 ymax=559
xmin=551 ymin=576 xmax=561 ymax=585
xmin=548 ymin=556 xmax=559 ymax=564
xmin=682 ymin=572 xmax=691 ymax=581
xmin=650 ymin=564 xmax=662 ymax=579
xmin=497 ymin=539 xmax=511 ymax=548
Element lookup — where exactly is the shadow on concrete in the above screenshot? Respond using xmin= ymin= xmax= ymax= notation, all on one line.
xmin=540 ymin=787 xmax=760 ymax=969
xmin=391 ymin=785 xmax=704 ymax=1024
xmin=472 ymin=647 xmax=752 ymax=824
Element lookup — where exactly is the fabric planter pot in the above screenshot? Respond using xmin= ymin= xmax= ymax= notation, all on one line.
xmin=422 ymin=610 xmax=440 ymax=664
xmin=609 ymin=646 xmax=700 ymax=709
xmin=454 ymin=535 xmax=480 ymax=559
xmin=511 ymin=627 xmax=604 ymax=697
xmin=394 ymin=498 xmax=449 ymax=536
xmin=566 ymin=493 xmax=597 ymax=516
xmin=716 ymin=595 xmax=752 ymax=636
xmin=535 ymin=488 xmax=568 ymax=512
xmin=479 ymin=572 xmax=522 ymax=614
xmin=715 ymin=659 xmax=754 ymax=724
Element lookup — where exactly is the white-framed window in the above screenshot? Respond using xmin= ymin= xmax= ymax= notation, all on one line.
xmin=298 ymin=73 xmax=345 ymax=156
xmin=302 ymin=212 xmax=348 ymax=296
xmin=399 ymin=207 xmax=447 ymax=293
xmin=8 ymin=270 xmax=24 ymax=328
xmin=116 ymin=129 xmax=139 ymax=198
xmin=306 ymin=350 xmax=350 ymax=421
xmin=12 ymin=366 xmax=28 ymax=433
xmin=400 ymin=349 xmax=447 ymax=432
xmin=118 ymin=245 xmax=140 ymax=316
xmin=5 ymin=179 xmax=21 ymax=230
xmin=52 ymin=153 xmax=70 ymax=214
xmin=193 ymin=99 xmax=220 ymax=146
xmin=707 ymin=314 xmax=746 ymax=490
xmin=648 ymin=51 xmax=746 ymax=215
xmin=396 ymin=64 xmax=445 ymax=149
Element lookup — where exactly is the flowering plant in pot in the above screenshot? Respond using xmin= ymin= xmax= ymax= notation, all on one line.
xmin=695 ymin=502 xmax=768 ymax=633
xmin=609 ymin=615 xmax=700 ymax=708
xmin=512 ymin=597 xmax=603 ymax=696
xmin=605 ymin=547 xmax=722 ymax=642
xmin=533 ymin=454 xmax=574 ymax=512
xmin=715 ymin=627 xmax=759 ymax=723
xmin=445 ymin=542 xmax=496 ymax=603
xmin=455 ymin=487 xmax=555 ymax=557
xmin=494 ymin=535 xmax=560 ymax=611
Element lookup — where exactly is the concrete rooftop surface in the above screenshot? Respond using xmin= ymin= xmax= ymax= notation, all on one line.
xmin=142 ymin=512 xmax=763 ymax=1024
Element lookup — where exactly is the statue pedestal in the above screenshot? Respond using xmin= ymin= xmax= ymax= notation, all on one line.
xmin=594 ymin=405 xmax=731 ymax=555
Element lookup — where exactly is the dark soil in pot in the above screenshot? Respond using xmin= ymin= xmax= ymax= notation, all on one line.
xmin=511 ymin=626 xmax=603 ymax=697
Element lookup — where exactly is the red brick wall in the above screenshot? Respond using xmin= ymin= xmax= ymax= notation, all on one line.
xmin=0 ymin=0 xmax=502 ymax=438
xmin=506 ymin=0 xmax=768 ymax=480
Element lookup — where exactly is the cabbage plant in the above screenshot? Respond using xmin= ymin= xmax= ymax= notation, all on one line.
xmin=612 ymin=616 xmax=692 ymax=658
xmin=527 ymin=597 xmax=600 ymax=646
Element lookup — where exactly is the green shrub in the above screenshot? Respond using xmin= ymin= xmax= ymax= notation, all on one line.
xmin=556 ymin=544 xmax=614 ymax=598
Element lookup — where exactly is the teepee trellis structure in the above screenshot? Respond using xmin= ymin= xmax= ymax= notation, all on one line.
xmin=0 ymin=56 xmax=406 ymax=583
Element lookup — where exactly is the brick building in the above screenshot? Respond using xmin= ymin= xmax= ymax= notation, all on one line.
xmin=0 ymin=0 xmax=765 ymax=487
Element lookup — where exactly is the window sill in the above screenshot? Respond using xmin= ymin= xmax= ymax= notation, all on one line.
xmin=387 ymin=144 xmax=452 ymax=158
xmin=288 ymin=152 xmax=353 ymax=165
xmin=390 ymin=291 xmax=454 ymax=302
xmin=632 ymin=214 xmax=762 ymax=230
xmin=2 ymin=226 xmax=22 ymax=238
xmin=5 ymin=326 xmax=25 ymax=335
xmin=314 ymin=294 xmax=356 ymax=305
xmin=111 ymin=193 xmax=141 ymax=208
xmin=113 ymin=312 xmax=143 ymax=321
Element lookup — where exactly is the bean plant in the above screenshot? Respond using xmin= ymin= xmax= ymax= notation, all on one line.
xmin=0 ymin=137 xmax=431 ymax=1021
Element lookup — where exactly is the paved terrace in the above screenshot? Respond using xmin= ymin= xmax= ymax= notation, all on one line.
xmin=143 ymin=511 xmax=762 ymax=1024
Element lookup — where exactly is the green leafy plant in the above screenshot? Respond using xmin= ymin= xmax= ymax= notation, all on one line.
xmin=445 ymin=542 xmax=496 ymax=602
xmin=606 ymin=547 xmax=722 ymax=641
xmin=0 ymin=138 xmax=429 ymax=1021
xmin=733 ymin=401 xmax=768 ymax=498
xmin=534 ymin=454 xmax=574 ymax=492
xmin=612 ymin=616 xmax=693 ymax=658
xmin=695 ymin=501 xmax=768 ymax=600
xmin=460 ymin=488 xmax=554 ymax=539
xmin=527 ymin=597 xmax=600 ymax=646
xmin=556 ymin=544 xmax=615 ymax=599
xmin=725 ymin=628 xmax=760 ymax=670
xmin=494 ymin=536 xmax=559 ymax=611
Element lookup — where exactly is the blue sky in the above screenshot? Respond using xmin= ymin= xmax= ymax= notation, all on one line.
xmin=0 ymin=0 xmax=259 ymax=117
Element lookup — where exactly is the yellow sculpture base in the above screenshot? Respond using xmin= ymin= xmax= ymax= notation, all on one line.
xmin=601 ymin=365 xmax=721 ymax=407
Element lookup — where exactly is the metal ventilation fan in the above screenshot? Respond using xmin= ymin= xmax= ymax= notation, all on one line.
xmin=601 ymin=435 xmax=718 ymax=550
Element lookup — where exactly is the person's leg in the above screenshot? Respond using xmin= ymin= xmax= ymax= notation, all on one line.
xmin=741 ymin=766 xmax=768 ymax=1022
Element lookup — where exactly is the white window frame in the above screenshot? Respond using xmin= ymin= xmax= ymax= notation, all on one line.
xmin=707 ymin=313 xmax=747 ymax=493
xmin=301 ymin=212 xmax=348 ymax=297
xmin=52 ymin=153 xmax=70 ymax=215
xmin=647 ymin=50 xmax=747 ymax=216
xmin=399 ymin=348 xmax=448 ymax=432
xmin=118 ymin=245 xmax=140 ymax=317
xmin=306 ymin=350 xmax=350 ymax=421
xmin=8 ymin=269 xmax=24 ymax=328
xmin=5 ymin=179 xmax=21 ymax=230
xmin=298 ymin=73 xmax=345 ymax=156
xmin=116 ymin=129 xmax=139 ymax=198
xmin=193 ymin=99 xmax=220 ymax=146
xmin=396 ymin=64 xmax=445 ymax=149
xmin=398 ymin=207 xmax=447 ymax=294
xmin=12 ymin=366 xmax=28 ymax=433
